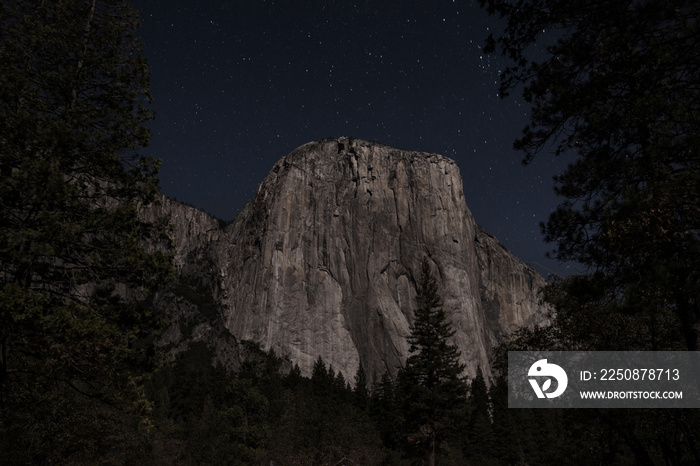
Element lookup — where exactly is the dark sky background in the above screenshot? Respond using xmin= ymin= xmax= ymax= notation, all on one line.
xmin=132 ymin=0 xmax=579 ymax=277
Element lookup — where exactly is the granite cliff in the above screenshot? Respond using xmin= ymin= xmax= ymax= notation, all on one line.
xmin=147 ymin=137 xmax=549 ymax=380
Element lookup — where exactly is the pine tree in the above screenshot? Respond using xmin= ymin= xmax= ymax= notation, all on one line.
xmin=372 ymin=370 xmax=403 ymax=450
xmin=481 ymin=1 xmax=700 ymax=462
xmin=0 ymin=0 xmax=171 ymax=461
xmin=402 ymin=258 xmax=468 ymax=466
xmin=466 ymin=367 xmax=497 ymax=464
xmin=480 ymin=0 xmax=700 ymax=351
xmin=489 ymin=373 xmax=522 ymax=464
xmin=311 ymin=356 xmax=329 ymax=395
xmin=220 ymin=377 xmax=271 ymax=463
xmin=353 ymin=362 xmax=370 ymax=410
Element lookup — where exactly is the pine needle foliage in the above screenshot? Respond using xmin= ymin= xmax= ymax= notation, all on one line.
xmin=0 ymin=0 xmax=172 ymax=461
xmin=480 ymin=0 xmax=700 ymax=350
xmin=402 ymin=258 xmax=468 ymax=465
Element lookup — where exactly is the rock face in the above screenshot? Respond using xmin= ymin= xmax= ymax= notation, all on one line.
xmin=151 ymin=137 xmax=549 ymax=380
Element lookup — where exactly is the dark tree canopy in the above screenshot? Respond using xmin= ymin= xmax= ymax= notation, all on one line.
xmin=0 ymin=0 xmax=171 ymax=461
xmin=482 ymin=0 xmax=700 ymax=350
xmin=481 ymin=1 xmax=700 ymax=461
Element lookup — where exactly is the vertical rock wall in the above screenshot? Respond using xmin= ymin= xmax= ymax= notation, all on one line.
xmin=153 ymin=138 xmax=549 ymax=380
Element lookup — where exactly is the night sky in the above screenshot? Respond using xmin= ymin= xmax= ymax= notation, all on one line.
xmin=132 ymin=0 xmax=578 ymax=277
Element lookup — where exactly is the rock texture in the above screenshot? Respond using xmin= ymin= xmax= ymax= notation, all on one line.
xmin=149 ymin=137 xmax=549 ymax=380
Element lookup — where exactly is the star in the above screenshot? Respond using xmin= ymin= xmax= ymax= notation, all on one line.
xmin=133 ymin=0 xmax=572 ymax=277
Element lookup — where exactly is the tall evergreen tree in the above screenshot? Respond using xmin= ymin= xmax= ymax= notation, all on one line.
xmin=466 ymin=367 xmax=497 ymax=464
xmin=480 ymin=0 xmax=700 ymax=351
xmin=401 ymin=258 xmax=468 ymax=465
xmin=481 ymin=0 xmax=700 ymax=462
xmin=372 ymin=370 xmax=403 ymax=450
xmin=0 ymin=0 xmax=171 ymax=462
xmin=353 ymin=362 xmax=370 ymax=410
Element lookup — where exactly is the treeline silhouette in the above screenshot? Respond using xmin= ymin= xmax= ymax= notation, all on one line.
xmin=137 ymin=340 xmax=699 ymax=465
